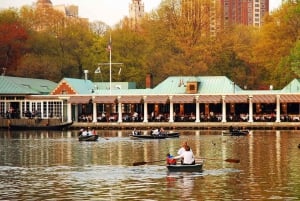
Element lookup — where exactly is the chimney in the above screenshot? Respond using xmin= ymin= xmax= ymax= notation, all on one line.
xmin=84 ymin=70 xmax=88 ymax=80
xmin=145 ymin=73 xmax=153 ymax=89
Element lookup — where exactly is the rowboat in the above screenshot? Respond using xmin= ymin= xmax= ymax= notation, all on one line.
xmin=9 ymin=121 xmax=73 ymax=131
xmin=130 ymin=134 xmax=167 ymax=139
xmin=167 ymin=163 xmax=203 ymax=172
xmin=78 ymin=134 xmax=99 ymax=141
xmin=130 ymin=131 xmax=180 ymax=139
xmin=222 ymin=129 xmax=249 ymax=136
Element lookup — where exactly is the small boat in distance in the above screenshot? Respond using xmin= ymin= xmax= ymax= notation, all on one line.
xmin=78 ymin=128 xmax=98 ymax=141
xmin=130 ymin=128 xmax=180 ymax=139
xmin=78 ymin=134 xmax=99 ymax=141
xmin=222 ymin=126 xmax=249 ymax=136
xmin=9 ymin=121 xmax=73 ymax=131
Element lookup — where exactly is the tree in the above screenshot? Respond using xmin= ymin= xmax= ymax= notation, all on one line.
xmin=0 ymin=9 xmax=28 ymax=74
xmin=16 ymin=6 xmax=97 ymax=81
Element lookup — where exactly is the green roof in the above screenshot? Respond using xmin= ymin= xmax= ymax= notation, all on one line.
xmin=94 ymin=82 xmax=136 ymax=90
xmin=89 ymin=76 xmax=244 ymax=95
xmin=151 ymin=76 xmax=242 ymax=94
xmin=0 ymin=76 xmax=57 ymax=95
xmin=281 ymin=79 xmax=300 ymax=93
xmin=62 ymin=78 xmax=95 ymax=94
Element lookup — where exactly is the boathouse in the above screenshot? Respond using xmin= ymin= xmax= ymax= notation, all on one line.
xmin=1 ymin=74 xmax=300 ymax=126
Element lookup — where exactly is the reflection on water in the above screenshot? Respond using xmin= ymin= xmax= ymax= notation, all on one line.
xmin=0 ymin=130 xmax=300 ymax=200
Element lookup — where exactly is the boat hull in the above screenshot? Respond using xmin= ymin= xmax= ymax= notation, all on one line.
xmin=167 ymin=163 xmax=203 ymax=172
xmin=78 ymin=135 xmax=99 ymax=141
xmin=9 ymin=121 xmax=73 ymax=131
xmin=222 ymin=130 xmax=249 ymax=136
xmin=130 ymin=132 xmax=180 ymax=139
xmin=130 ymin=135 xmax=166 ymax=139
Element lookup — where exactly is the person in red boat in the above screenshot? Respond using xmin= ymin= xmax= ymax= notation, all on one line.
xmin=166 ymin=153 xmax=177 ymax=165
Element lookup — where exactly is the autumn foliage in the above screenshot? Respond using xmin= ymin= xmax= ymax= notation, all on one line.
xmin=0 ymin=21 xmax=28 ymax=71
xmin=0 ymin=1 xmax=299 ymax=89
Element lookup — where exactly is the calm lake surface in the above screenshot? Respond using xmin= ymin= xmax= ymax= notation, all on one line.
xmin=0 ymin=129 xmax=299 ymax=200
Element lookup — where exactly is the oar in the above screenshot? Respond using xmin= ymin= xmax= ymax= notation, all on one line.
xmin=197 ymin=158 xmax=240 ymax=163
xmin=133 ymin=159 xmax=165 ymax=166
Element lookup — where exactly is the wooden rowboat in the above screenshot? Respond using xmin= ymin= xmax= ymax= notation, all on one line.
xmin=78 ymin=134 xmax=99 ymax=141
xmin=9 ymin=121 xmax=73 ymax=131
xmin=167 ymin=163 xmax=203 ymax=172
xmin=222 ymin=130 xmax=249 ymax=136
xmin=130 ymin=131 xmax=180 ymax=140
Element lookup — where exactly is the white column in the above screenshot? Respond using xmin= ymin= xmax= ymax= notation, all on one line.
xmin=195 ymin=96 xmax=200 ymax=122
xmin=41 ymin=101 xmax=44 ymax=119
xmin=143 ymin=96 xmax=148 ymax=122
xmin=118 ymin=97 xmax=122 ymax=123
xmin=169 ymin=96 xmax=174 ymax=122
xmin=29 ymin=102 xmax=32 ymax=114
xmin=19 ymin=101 xmax=23 ymax=118
xmin=222 ymin=95 xmax=226 ymax=122
xmin=92 ymin=101 xmax=97 ymax=123
xmin=46 ymin=101 xmax=49 ymax=118
xmin=276 ymin=95 xmax=281 ymax=122
xmin=4 ymin=100 xmax=7 ymax=115
xmin=74 ymin=105 xmax=78 ymax=122
xmin=67 ymin=102 xmax=72 ymax=122
xmin=248 ymin=95 xmax=253 ymax=122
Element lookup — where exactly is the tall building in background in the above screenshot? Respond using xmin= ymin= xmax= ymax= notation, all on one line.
xmin=36 ymin=0 xmax=79 ymax=19
xmin=53 ymin=4 xmax=79 ymax=18
xmin=221 ymin=0 xmax=269 ymax=27
xmin=181 ymin=0 xmax=269 ymax=36
xmin=181 ymin=0 xmax=222 ymax=36
xmin=129 ymin=0 xmax=145 ymax=29
xmin=36 ymin=0 xmax=53 ymax=8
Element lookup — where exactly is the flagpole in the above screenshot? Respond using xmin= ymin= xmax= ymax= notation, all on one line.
xmin=109 ymin=34 xmax=112 ymax=95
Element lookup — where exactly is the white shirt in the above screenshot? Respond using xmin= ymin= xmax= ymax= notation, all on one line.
xmin=175 ymin=151 xmax=195 ymax=164
xmin=177 ymin=147 xmax=185 ymax=155
xmin=178 ymin=147 xmax=193 ymax=155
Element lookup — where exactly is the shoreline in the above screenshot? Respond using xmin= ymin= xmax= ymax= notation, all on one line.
xmin=70 ymin=121 xmax=300 ymax=130
xmin=1 ymin=119 xmax=300 ymax=130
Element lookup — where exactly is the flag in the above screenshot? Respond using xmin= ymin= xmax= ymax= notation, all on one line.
xmin=94 ymin=67 xmax=101 ymax=74
xmin=107 ymin=36 xmax=112 ymax=51
xmin=118 ymin=67 xmax=122 ymax=75
xmin=107 ymin=43 xmax=111 ymax=51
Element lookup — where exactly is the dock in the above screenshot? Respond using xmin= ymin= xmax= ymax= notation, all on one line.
xmin=1 ymin=119 xmax=300 ymax=130
xmin=71 ymin=121 xmax=300 ymax=130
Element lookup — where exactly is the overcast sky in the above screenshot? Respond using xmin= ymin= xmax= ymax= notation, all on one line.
xmin=2 ymin=0 xmax=282 ymax=26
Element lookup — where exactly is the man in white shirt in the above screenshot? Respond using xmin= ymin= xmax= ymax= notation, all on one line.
xmin=175 ymin=146 xmax=195 ymax=165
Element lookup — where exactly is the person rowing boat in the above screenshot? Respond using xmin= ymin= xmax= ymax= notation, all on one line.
xmin=174 ymin=145 xmax=195 ymax=165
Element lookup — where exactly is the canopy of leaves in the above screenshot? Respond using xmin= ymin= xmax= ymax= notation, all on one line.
xmin=0 ymin=1 xmax=299 ymax=89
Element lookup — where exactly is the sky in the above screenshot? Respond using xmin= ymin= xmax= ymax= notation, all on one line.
xmin=2 ymin=0 xmax=282 ymax=26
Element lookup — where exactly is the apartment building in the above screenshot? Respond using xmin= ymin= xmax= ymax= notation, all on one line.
xmin=129 ymin=0 xmax=145 ymax=29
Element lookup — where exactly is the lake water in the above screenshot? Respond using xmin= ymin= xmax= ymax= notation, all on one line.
xmin=0 ymin=129 xmax=299 ymax=200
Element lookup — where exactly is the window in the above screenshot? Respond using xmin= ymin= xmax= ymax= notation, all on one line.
xmin=186 ymin=82 xmax=198 ymax=94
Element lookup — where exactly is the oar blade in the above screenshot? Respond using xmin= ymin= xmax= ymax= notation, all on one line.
xmin=225 ymin=158 xmax=240 ymax=163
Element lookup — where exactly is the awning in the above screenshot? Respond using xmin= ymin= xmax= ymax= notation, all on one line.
xmin=252 ymin=95 xmax=276 ymax=103
xmin=171 ymin=95 xmax=195 ymax=103
xmin=225 ymin=95 xmax=249 ymax=103
xmin=68 ymin=96 xmax=92 ymax=104
xmin=144 ymin=95 xmax=169 ymax=104
xmin=280 ymin=94 xmax=300 ymax=103
xmin=118 ymin=96 xmax=143 ymax=103
xmin=25 ymin=96 xmax=59 ymax=100
xmin=93 ymin=96 xmax=117 ymax=104
xmin=198 ymin=95 xmax=222 ymax=103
